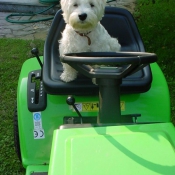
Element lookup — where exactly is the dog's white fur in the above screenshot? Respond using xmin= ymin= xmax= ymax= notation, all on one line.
xmin=59 ymin=0 xmax=121 ymax=82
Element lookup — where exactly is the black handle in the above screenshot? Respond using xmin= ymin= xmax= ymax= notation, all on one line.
xmin=31 ymin=48 xmax=43 ymax=68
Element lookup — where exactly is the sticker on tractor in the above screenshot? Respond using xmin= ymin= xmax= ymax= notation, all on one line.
xmin=33 ymin=112 xmax=45 ymax=139
xmin=33 ymin=129 xmax=45 ymax=139
xmin=70 ymin=101 xmax=125 ymax=112
xmin=120 ymin=101 xmax=125 ymax=111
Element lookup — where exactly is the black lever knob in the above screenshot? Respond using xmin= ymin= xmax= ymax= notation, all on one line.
xmin=66 ymin=96 xmax=83 ymax=123
xmin=66 ymin=96 xmax=75 ymax=105
xmin=31 ymin=48 xmax=39 ymax=55
xmin=31 ymin=48 xmax=43 ymax=68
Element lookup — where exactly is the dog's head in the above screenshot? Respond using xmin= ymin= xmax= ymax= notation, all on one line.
xmin=60 ymin=0 xmax=106 ymax=32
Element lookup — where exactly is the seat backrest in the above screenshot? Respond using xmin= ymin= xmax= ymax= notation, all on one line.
xmin=43 ymin=7 xmax=152 ymax=95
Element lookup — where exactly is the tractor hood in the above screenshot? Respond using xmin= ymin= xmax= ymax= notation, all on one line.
xmin=49 ymin=123 xmax=175 ymax=175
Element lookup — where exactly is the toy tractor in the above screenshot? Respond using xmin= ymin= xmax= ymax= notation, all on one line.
xmin=15 ymin=6 xmax=175 ymax=175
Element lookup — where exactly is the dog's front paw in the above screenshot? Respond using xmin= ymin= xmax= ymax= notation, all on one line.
xmin=92 ymin=78 xmax=97 ymax=85
xmin=60 ymin=71 xmax=77 ymax=82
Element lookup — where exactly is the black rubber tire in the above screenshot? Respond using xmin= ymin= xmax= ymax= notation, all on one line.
xmin=14 ymin=105 xmax=22 ymax=161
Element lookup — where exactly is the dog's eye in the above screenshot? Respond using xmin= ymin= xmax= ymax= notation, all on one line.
xmin=73 ymin=3 xmax=78 ymax=7
xmin=90 ymin=3 xmax=94 ymax=7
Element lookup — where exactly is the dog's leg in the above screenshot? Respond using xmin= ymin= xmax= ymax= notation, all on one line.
xmin=60 ymin=63 xmax=78 ymax=82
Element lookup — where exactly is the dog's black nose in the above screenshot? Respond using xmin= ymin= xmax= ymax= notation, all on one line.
xmin=79 ymin=13 xmax=87 ymax=21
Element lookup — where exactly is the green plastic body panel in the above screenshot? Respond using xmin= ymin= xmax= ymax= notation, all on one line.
xmin=49 ymin=123 xmax=175 ymax=175
xmin=26 ymin=165 xmax=48 ymax=175
xmin=17 ymin=57 xmax=171 ymax=169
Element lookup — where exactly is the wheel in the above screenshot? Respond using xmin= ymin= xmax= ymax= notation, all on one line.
xmin=14 ymin=104 xmax=21 ymax=161
xmin=60 ymin=52 xmax=157 ymax=79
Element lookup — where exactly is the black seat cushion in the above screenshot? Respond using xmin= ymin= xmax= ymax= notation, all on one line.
xmin=43 ymin=7 xmax=152 ymax=95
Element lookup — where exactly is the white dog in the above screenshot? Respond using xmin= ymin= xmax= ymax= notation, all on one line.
xmin=59 ymin=0 xmax=121 ymax=82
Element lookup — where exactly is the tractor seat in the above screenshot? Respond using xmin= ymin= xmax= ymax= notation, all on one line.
xmin=43 ymin=7 xmax=152 ymax=95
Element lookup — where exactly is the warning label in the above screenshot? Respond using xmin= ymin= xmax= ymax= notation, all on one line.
xmin=72 ymin=102 xmax=98 ymax=112
xmin=82 ymin=102 xmax=99 ymax=112
xmin=70 ymin=101 xmax=125 ymax=112
xmin=33 ymin=112 xmax=45 ymax=139
xmin=120 ymin=101 xmax=125 ymax=111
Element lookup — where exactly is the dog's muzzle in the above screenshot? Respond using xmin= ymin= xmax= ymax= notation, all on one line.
xmin=78 ymin=13 xmax=87 ymax=21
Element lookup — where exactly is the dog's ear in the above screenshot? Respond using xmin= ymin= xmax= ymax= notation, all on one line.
xmin=95 ymin=0 xmax=106 ymax=20
xmin=100 ymin=0 xmax=106 ymax=9
xmin=60 ymin=0 xmax=69 ymax=23
xmin=60 ymin=0 xmax=67 ymax=11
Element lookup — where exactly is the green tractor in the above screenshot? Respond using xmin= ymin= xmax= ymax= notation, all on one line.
xmin=15 ymin=6 xmax=175 ymax=175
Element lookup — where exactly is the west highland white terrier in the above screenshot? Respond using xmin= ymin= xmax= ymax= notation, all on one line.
xmin=59 ymin=0 xmax=121 ymax=82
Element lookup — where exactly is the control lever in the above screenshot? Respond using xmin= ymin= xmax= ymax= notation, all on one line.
xmin=31 ymin=48 xmax=43 ymax=68
xmin=66 ymin=96 xmax=83 ymax=124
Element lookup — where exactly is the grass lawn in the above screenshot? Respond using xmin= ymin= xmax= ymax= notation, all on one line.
xmin=0 ymin=39 xmax=44 ymax=174
xmin=134 ymin=0 xmax=175 ymax=122
xmin=0 ymin=0 xmax=175 ymax=174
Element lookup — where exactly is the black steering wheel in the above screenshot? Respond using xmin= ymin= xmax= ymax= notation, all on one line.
xmin=60 ymin=52 xmax=157 ymax=79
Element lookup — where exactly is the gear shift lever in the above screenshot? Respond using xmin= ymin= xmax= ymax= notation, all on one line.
xmin=31 ymin=48 xmax=43 ymax=68
xmin=66 ymin=96 xmax=83 ymax=124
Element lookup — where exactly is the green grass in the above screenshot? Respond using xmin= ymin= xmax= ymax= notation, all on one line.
xmin=134 ymin=0 xmax=175 ymax=76
xmin=0 ymin=0 xmax=175 ymax=174
xmin=134 ymin=0 xmax=175 ymax=123
xmin=0 ymin=39 xmax=44 ymax=174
